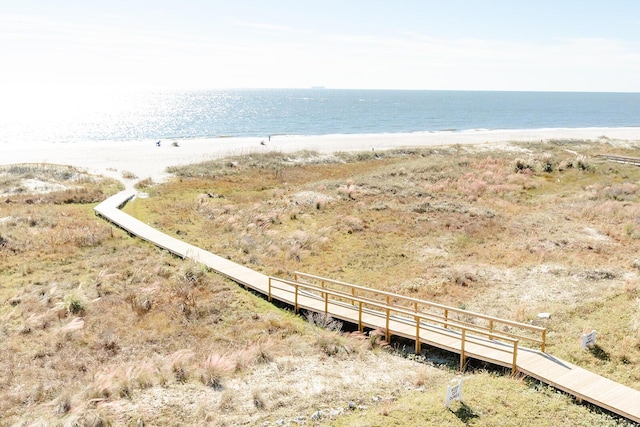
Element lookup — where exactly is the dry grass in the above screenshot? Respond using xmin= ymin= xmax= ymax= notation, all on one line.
xmin=0 ymin=164 xmax=433 ymax=425
xmin=4 ymin=142 xmax=640 ymax=425
xmin=139 ymin=140 xmax=640 ymax=417
xmin=0 ymin=163 xmax=122 ymax=203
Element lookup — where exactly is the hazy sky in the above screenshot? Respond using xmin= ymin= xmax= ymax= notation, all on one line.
xmin=2 ymin=0 xmax=640 ymax=91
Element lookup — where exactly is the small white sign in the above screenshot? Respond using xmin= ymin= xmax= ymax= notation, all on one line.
xmin=445 ymin=379 xmax=463 ymax=408
xmin=581 ymin=330 xmax=596 ymax=349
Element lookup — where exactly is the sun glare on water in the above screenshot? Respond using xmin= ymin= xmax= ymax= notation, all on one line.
xmin=0 ymin=85 xmax=162 ymax=144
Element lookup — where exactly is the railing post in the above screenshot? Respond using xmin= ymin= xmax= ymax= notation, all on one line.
xmin=541 ymin=329 xmax=546 ymax=353
xmin=352 ymin=287 xmax=356 ymax=305
xmin=444 ymin=309 xmax=449 ymax=329
xmin=358 ymin=301 xmax=363 ymax=332
xmin=294 ymin=284 xmax=299 ymax=313
xmin=460 ymin=329 xmax=466 ymax=371
xmin=512 ymin=340 xmax=519 ymax=374
xmin=321 ymin=280 xmax=325 ymax=299
xmin=489 ymin=319 xmax=494 ymax=340
xmin=415 ymin=315 xmax=421 ymax=354
xmin=268 ymin=277 xmax=272 ymax=302
xmin=324 ymin=292 xmax=329 ymax=315
xmin=294 ymin=273 xmax=298 ymax=281
xmin=385 ymin=308 xmax=391 ymax=342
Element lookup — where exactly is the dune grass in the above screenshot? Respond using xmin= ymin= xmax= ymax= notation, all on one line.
xmin=0 ymin=164 xmax=439 ymax=426
xmin=333 ymin=371 xmax=631 ymax=427
xmin=137 ymin=140 xmax=640 ymax=418
xmin=3 ymin=143 xmax=640 ymax=425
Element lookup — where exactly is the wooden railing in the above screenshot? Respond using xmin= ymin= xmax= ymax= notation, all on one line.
xmin=599 ymin=154 xmax=640 ymax=166
xmin=267 ymin=273 xmax=548 ymax=373
xmin=293 ymin=271 xmax=547 ymax=352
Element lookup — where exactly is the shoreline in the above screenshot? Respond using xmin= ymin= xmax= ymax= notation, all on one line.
xmin=1 ymin=127 xmax=639 ymax=187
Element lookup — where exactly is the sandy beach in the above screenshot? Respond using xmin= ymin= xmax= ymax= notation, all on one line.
xmin=2 ymin=127 xmax=639 ymax=185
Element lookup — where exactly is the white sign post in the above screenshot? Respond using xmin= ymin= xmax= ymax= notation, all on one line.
xmin=581 ymin=330 xmax=596 ymax=350
xmin=445 ymin=379 xmax=464 ymax=408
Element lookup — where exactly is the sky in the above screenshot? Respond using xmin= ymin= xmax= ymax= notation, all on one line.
xmin=1 ymin=0 xmax=640 ymax=92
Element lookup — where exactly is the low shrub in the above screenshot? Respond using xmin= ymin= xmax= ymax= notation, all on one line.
xmin=513 ymin=158 xmax=534 ymax=173
xmin=199 ymin=353 xmax=234 ymax=390
xmin=64 ymin=293 xmax=86 ymax=315
xmin=135 ymin=177 xmax=154 ymax=189
xmin=307 ymin=312 xmax=343 ymax=332
xmin=121 ymin=170 xmax=138 ymax=180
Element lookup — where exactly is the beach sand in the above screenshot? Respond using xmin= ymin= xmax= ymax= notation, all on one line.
xmin=1 ymin=127 xmax=639 ymax=186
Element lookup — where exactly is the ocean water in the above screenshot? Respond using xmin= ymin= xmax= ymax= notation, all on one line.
xmin=1 ymin=88 xmax=639 ymax=144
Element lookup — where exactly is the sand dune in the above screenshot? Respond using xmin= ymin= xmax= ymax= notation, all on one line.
xmin=2 ymin=127 xmax=639 ymax=185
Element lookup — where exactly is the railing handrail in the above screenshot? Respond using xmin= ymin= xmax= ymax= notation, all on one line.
xmin=270 ymin=276 xmax=519 ymax=346
xmin=294 ymin=271 xmax=546 ymax=336
xmin=599 ymin=154 xmax=640 ymax=164
xmin=271 ymin=275 xmax=521 ymax=372
xmin=279 ymin=276 xmax=541 ymax=345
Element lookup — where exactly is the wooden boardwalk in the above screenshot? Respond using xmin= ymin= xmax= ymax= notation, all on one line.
xmin=95 ymin=190 xmax=640 ymax=424
xmin=600 ymin=154 xmax=640 ymax=167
